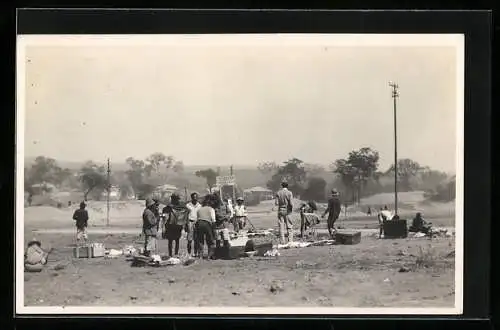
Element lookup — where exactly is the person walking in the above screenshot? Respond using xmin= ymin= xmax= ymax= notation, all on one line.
xmin=185 ymin=192 xmax=202 ymax=257
xmin=72 ymin=201 xmax=89 ymax=243
xmin=195 ymin=194 xmax=216 ymax=259
xmin=142 ymin=198 xmax=159 ymax=257
xmin=162 ymin=193 xmax=188 ymax=258
xmin=232 ymin=197 xmax=248 ymax=233
xmin=275 ymin=181 xmax=294 ymax=244
xmin=322 ymin=189 xmax=342 ymax=239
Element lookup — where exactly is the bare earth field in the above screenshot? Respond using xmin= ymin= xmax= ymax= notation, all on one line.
xmin=21 ymin=195 xmax=456 ymax=308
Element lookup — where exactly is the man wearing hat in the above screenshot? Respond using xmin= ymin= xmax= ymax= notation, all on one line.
xmin=322 ymin=189 xmax=342 ymax=239
xmin=72 ymin=201 xmax=89 ymax=242
xmin=232 ymin=196 xmax=248 ymax=233
xmin=142 ymin=198 xmax=159 ymax=256
xmin=162 ymin=193 xmax=188 ymax=257
xmin=24 ymin=238 xmax=50 ymax=272
xmin=275 ymin=181 xmax=294 ymax=244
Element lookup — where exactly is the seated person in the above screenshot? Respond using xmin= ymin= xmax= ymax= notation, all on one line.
xmin=409 ymin=212 xmax=432 ymax=234
xmin=24 ymin=238 xmax=50 ymax=272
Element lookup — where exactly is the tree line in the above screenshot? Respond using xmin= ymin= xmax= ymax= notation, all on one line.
xmin=258 ymin=146 xmax=455 ymax=204
xmin=24 ymin=147 xmax=455 ymax=205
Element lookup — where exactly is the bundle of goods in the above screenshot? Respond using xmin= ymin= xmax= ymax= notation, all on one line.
xmin=334 ymin=231 xmax=362 ymax=245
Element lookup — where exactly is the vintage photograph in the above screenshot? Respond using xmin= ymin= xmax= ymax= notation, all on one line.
xmin=16 ymin=34 xmax=464 ymax=315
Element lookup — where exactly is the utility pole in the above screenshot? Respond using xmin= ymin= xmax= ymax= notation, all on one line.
xmin=389 ymin=81 xmax=399 ymax=216
xmin=106 ymin=158 xmax=111 ymax=226
xmin=230 ymin=165 xmax=235 ymax=202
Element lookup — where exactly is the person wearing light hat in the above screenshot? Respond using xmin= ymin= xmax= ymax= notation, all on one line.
xmin=322 ymin=189 xmax=342 ymax=239
xmin=232 ymin=196 xmax=248 ymax=233
xmin=24 ymin=238 xmax=50 ymax=272
xmin=72 ymin=201 xmax=89 ymax=242
xmin=142 ymin=198 xmax=159 ymax=256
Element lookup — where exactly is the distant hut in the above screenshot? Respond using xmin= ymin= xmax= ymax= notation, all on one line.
xmin=243 ymin=186 xmax=274 ymax=202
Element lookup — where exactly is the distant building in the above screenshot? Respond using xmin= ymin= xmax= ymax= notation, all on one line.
xmin=243 ymin=186 xmax=274 ymax=201
xmin=152 ymin=184 xmax=178 ymax=200
xmin=101 ymin=185 xmax=121 ymax=201
xmin=31 ymin=182 xmax=57 ymax=195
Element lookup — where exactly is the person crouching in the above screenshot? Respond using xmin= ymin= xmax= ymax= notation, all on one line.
xmin=24 ymin=238 xmax=50 ymax=272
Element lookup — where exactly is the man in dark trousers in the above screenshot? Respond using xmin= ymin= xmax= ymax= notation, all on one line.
xmin=322 ymin=189 xmax=342 ymax=239
xmin=73 ymin=201 xmax=89 ymax=242
xmin=142 ymin=198 xmax=159 ymax=256
xmin=163 ymin=193 xmax=188 ymax=257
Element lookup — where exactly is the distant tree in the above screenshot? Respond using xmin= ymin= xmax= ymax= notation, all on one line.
xmin=258 ymin=161 xmax=279 ymax=174
xmin=387 ymin=158 xmax=423 ymax=191
xmin=173 ymin=161 xmax=184 ymax=173
xmin=332 ymin=147 xmax=380 ymax=204
xmin=79 ymin=161 xmax=107 ymax=201
xmin=195 ymin=168 xmax=218 ymax=190
xmin=425 ymin=176 xmax=456 ymax=202
xmin=304 ymin=163 xmax=326 ymax=176
xmin=25 ymin=156 xmax=63 ymax=188
xmin=302 ymin=177 xmax=327 ymax=202
xmin=125 ymin=157 xmax=147 ymax=198
xmin=267 ymin=158 xmax=307 ymax=196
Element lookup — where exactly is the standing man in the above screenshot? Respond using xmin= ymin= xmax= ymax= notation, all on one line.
xmin=322 ymin=189 xmax=342 ymax=239
xmin=73 ymin=201 xmax=89 ymax=242
xmin=195 ymin=194 xmax=217 ymax=259
xmin=185 ymin=192 xmax=202 ymax=257
xmin=275 ymin=181 xmax=294 ymax=244
xmin=142 ymin=198 xmax=159 ymax=257
xmin=214 ymin=193 xmax=231 ymax=258
xmin=162 ymin=193 xmax=188 ymax=258
xmin=232 ymin=197 xmax=248 ymax=233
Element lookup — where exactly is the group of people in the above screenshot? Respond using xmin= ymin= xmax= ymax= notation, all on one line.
xmin=142 ymin=191 xmax=249 ymax=259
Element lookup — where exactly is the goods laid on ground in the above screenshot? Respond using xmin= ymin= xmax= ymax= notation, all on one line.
xmin=335 ymin=231 xmax=361 ymax=245
xmin=73 ymin=242 xmax=105 ymax=258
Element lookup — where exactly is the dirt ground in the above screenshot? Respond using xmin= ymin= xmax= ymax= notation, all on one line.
xmin=22 ymin=204 xmax=456 ymax=307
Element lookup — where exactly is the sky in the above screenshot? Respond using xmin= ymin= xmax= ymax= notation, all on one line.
xmin=20 ymin=35 xmax=460 ymax=173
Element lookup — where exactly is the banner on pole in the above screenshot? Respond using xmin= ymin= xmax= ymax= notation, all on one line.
xmin=216 ymin=175 xmax=236 ymax=186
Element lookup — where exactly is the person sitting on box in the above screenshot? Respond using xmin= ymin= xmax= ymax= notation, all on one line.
xmin=232 ymin=197 xmax=248 ymax=233
xmin=24 ymin=238 xmax=51 ymax=272
xmin=73 ymin=201 xmax=89 ymax=243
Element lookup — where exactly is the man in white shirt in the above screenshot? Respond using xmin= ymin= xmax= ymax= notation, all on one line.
xmin=378 ymin=205 xmax=394 ymax=238
xmin=185 ymin=192 xmax=202 ymax=257
xmin=232 ymin=197 xmax=248 ymax=233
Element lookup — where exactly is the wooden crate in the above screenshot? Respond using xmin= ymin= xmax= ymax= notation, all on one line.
xmin=383 ymin=219 xmax=408 ymax=239
xmin=73 ymin=245 xmax=91 ymax=258
xmin=335 ymin=231 xmax=361 ymax=245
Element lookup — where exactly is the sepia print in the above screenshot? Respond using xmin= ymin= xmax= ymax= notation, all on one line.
xmin=16 ymin=34 xmax=464 ymax=315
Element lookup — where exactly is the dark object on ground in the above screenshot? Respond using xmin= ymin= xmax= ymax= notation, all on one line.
xmin=383 ymin=219 xmax=408 ymax=239
xmin=335 ymin=231 xmax=361 ymax=245
xmin=399 ymin=266 xmax=410 ymax=273
xmin=245 ymin=240 xmax=255 ymax=252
